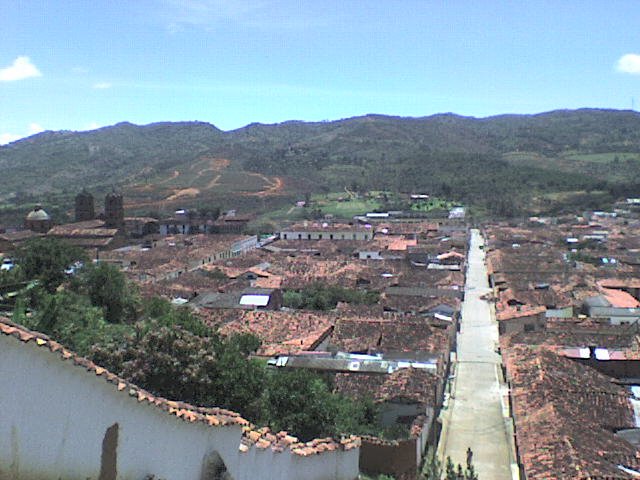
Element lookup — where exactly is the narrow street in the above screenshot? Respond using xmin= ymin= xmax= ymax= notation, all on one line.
xmin=438 ymin=229 xmax=514 ymax=479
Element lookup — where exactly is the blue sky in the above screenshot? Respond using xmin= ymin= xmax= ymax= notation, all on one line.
xmin=1 ymin=0 xmax=640 ymax=143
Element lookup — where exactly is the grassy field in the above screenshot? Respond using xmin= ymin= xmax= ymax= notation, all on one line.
xmin=561 ymin=152 xmax=640 ymax=163
xmin=502 ymin=151 xmax=550 ymax=167
xmin=312 ymin=194 xmax=382 ymax=218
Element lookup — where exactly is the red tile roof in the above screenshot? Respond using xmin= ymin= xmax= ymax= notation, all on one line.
xmin=496 ymin=305 xmax=546 ymax=321
xmin=331 ymin=315 xmax=453 ymax=356
xmin=503 ymin=344 xmax=639 ymax=479
xmin=212 ymin=310 xmax=335 ymax=356
xmin=334 ymin=368 xmax=439 ymax=406
xmin=601 ymin=288 xmax=640 ymax=308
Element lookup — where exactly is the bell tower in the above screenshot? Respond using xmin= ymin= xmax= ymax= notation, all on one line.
xmin=75 ymin=189 xmax=95 ymax=222
xmin=104 ymin=190 xmax=124 ymax=229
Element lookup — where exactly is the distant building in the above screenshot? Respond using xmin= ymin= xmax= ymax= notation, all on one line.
xmin=104 ymin=190 xmax=125 ymax=230
xmin=24 ymin=205 xmax=52 ymax=233
xmin=74 ymin=189 xmax=95 ymax=222
xmin=448 ymin=206 xmax=465 ymax=219
xmin=47 ymin=220 xmax=120 ymax=255
xmin=279 ymin=223 xmax=373 ymax=241
xmin=124 ymin=217 xmax=159 ymax=237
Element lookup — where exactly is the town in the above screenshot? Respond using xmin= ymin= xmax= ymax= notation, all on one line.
xmin=3 ymin=189 xmax=640 ymax=479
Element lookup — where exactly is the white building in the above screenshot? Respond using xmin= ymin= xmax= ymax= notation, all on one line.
xmin=0 ymin=319 xmax=360 ymax=480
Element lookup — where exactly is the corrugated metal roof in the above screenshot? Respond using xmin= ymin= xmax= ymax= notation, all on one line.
xmin=239 ymin=294 xmax=270 ymax=306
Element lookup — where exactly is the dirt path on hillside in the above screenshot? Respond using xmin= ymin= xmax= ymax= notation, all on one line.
xmin=248 ymin=174 xmax=284 ymax=197
xmin=165 ymin=188 xmax=200 ymax=201
xmin=157 ymin=170 xmax=180 ymax=184
xmin=124 ymin=159 xmax=285 ymax=209
xmin=194 ymin=157 xmax=230 ymax=189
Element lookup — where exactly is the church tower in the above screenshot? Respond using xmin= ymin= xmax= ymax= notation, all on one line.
xmin=74 ymin=189 xmax=95 ymax=222
xmin=104 ymin=190 xmax=124 ymax=229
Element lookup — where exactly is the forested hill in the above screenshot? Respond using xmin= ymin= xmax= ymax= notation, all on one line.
xmin=0 ymin=121 xmax=225 ymax=195
xmin=2 ymin=108 xmax=640 ymax=217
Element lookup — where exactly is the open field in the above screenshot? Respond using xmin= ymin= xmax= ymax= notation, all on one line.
xmin=561 ymin=152 xmax=640 ymax=163
xmin=312 ymin=194 xmax=381 ymax=218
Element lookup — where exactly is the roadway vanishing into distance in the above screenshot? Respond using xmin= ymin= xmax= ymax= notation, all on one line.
xmin=439 ymin=229 xmax=514 ymax=479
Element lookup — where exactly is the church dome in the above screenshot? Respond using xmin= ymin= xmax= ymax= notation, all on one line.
xmin=26 ymin=206 xmax=51 ymax=221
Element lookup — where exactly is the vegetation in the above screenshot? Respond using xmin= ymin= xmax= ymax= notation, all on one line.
xmin=420 ymin=451 xmax=479 ymax=480
xmin=9 ymin=238 xmax=379 ymax=441
xmin=14 ymin=238 xmax=86 ymax=293
xmin=260 ymin=369 xmax=378 ymax=440
xmin=3 ymin=109 xmax=640 ymax=221
xmin=284 ymin=283 xmax=379 ymax=310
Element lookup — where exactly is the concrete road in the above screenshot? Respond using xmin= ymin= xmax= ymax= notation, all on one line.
xmin=439 ymin=229 xmax=513 ymax=479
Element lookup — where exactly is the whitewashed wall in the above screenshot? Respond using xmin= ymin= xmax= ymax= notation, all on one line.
xmin=0 ymin=334 xmax=359 ymax=480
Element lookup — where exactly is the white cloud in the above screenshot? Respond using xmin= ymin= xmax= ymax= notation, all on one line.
xmin=0 ymin=56 xmax=42 ymax=82
xmin=162 ymin=0 xmax=264 ymax=30
xmin=93 ymin=82 xmax=112 ymax=89
xmin=157 ymin=0 xmax=327 ymax=32
xmin=85 ymin=122 xmax=101 ymax=130
xmin=28 ymin=123 xmax=44 ymax=135
xmin=617 ymin=54 xmax=640 ymax=75
xmin=72 ymin=66 xmax=89 ymax=74
xmin=0 ymin=123 xmax=46 ymax=145
xmin=0 ymin=133 xmax=22 ymax=145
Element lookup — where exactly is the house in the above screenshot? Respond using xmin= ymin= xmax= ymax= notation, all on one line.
xmin=0 ymin=230 xmax=43 ymax=252
xmin=496 ymin=306 xmax=547 ymax=334
xmin=47 ymin=220 xmax=121 ymax=254
xmin=209 ymin=212 xmax=252 ymax=234
xmin=584 ymin=291 xmax=640 ymax=325
xmin=191 ymin=288 xmax=282 ymax=312
xmin=216 ymin=310 xmax=335 ymax=356
xmin=279 ymin=223 xmax=373 ymax=242
xmin=0 ymin=318 xmax=360 ymax=480
xmin=503 ymin=343 xmax=640 ymax=480
xmin=335 ymin=367 xmax=440 ymax=480
xmin=124 ymin=216 xmax=159 ymax=237
xmin=238 ymin=288 xmax=283 ymax=310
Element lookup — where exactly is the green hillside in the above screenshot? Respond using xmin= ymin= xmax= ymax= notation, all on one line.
xmin=1 ymin=108 xmax=640 ymax=222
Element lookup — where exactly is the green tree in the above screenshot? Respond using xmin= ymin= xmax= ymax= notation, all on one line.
xmin=261 ymin=369 xmax=338 ymax=441
xmin=15 ymin=238 xmax=86 ymax=292
xmin=79 ymin=262 xmax=139 ymax=323
xmin=445 ymin=457 xmax=457 ymax=480
xmin=19 ymin=289 xmax=129 ymax=356
xmin=91 ymin=322 xmax=265 ymax=419
xmin=283 ymin=283 xmax=379 ymax=311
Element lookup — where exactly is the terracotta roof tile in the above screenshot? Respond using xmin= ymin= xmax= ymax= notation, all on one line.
xmin=503 ymin=344 xmax=639 ymax=479
xmin=214 ymin=310 xmax=335 ymax=356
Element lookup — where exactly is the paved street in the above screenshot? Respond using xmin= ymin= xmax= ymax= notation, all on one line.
xmin=439 ymin=229 xmax=513 ymax=479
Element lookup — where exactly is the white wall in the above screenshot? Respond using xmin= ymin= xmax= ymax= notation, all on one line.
xmin=279 ymin=231 xmax=371 ymax=241
xmin=0 ymin=334 xmax=359 ymax=480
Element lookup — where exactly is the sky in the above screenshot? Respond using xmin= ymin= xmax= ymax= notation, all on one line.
xmin=1 ymin=0 xmax=640 ymax=144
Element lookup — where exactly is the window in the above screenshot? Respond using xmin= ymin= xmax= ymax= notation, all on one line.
xmin=283 ymin=233 xmax=288 ymax=239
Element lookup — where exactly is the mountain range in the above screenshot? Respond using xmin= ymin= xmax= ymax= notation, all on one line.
xmin=1 ymin=108 xmax=640 ymax=220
